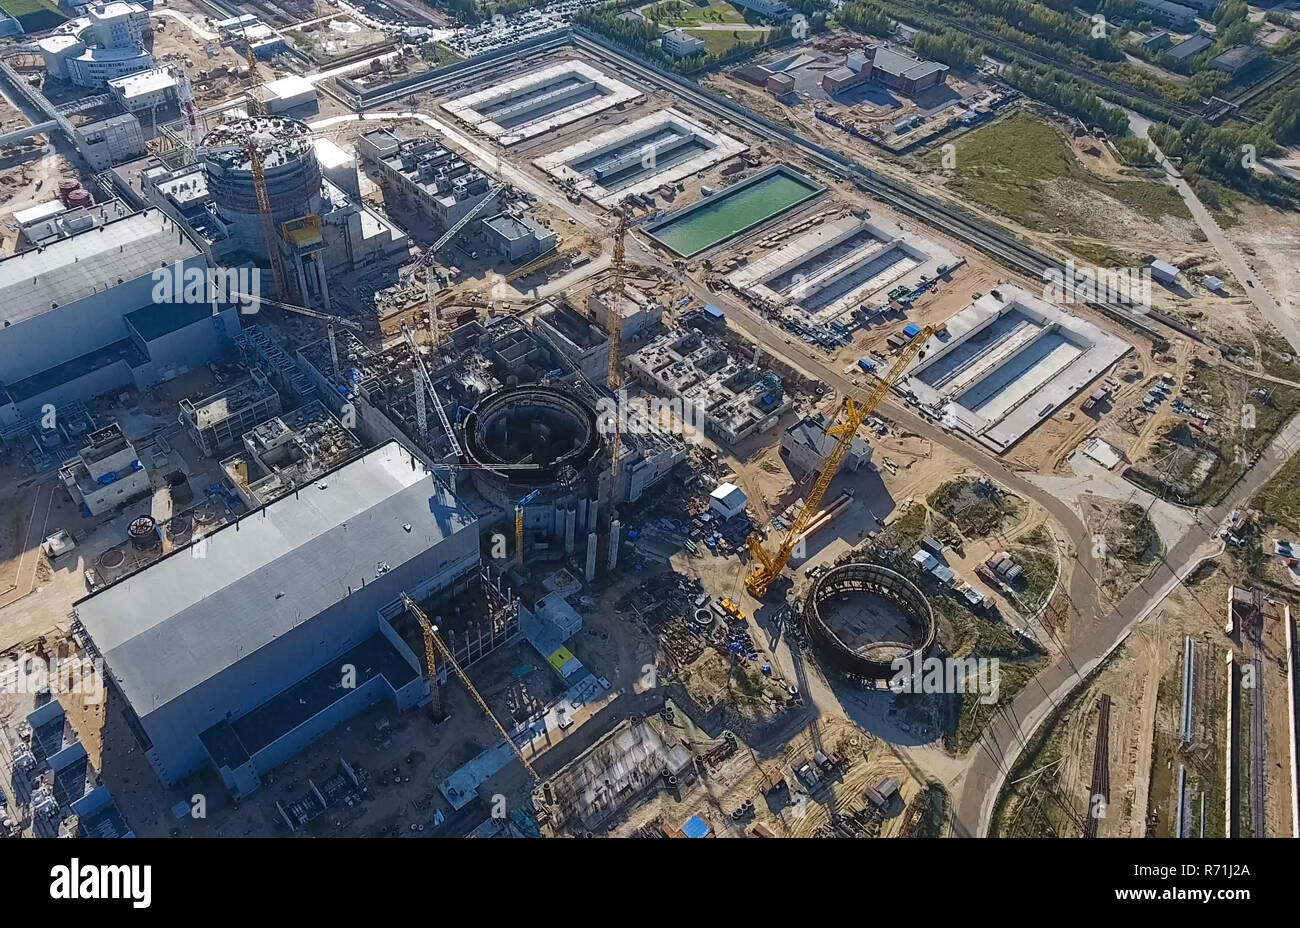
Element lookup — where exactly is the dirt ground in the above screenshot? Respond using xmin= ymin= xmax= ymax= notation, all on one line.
xmin=614 ymin=716 xmax=923 ymax=838
xmin=993 ymin=550 xmax=1295 ymax=839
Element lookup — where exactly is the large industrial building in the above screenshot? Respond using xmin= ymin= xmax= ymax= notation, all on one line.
xmin=903 ymin=285 xmax=1132 ymax=452
xmin=127 ymin=119 xmax=409 ymax=303
xmin=74 ymin=441 xmax=484 ymax=798
xmin=626 ymin=329 xmax=791 ymax=445
xmin=533 ymin=109 xmax=748 ymax=207
xmin=727 ymin=214 xmax=957 ymax=324
xmin=441 ymin=61 xmax=642 ymax=145
xmin=358 ymin=126 xmax=495 ymax=232
xmin=0 ymin=209 xmax=242 ymax=431
xmin=297 ymin=311 xmax=684 ymax=530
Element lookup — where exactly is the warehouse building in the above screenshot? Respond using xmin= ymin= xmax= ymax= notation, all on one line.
xmin=74 ymin=441 xmax=481 ymax=798
xmin=1166 ymin=33 xmax=1213 ymax=61
xmin=0 ymin=210 xmax=242 ymax=431
xmin=1138 ymin=0 xmax=1199 ymax=30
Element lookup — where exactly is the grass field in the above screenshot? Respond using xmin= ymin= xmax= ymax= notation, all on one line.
xmin=683 ymin=26 xmax=769 ymax=56
xmin=933 ymin=112 xmax=1191 ymax=235
xmin=1 ymin=0 xmax=65 ymax=30
xmin=1254 ymin=449 xmax=1300 ymax=534
xmin=648 ymin=0 xmax=748 ymax=25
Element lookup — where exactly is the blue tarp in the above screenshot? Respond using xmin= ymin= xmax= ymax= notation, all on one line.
xmin=903 ymin=323 xmax=922 ymax=338
xmin=681 ymin=815 xmax=711 ymax=838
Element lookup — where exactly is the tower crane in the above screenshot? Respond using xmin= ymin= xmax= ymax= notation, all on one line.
xmin=743 ymin=326 xmax=933 ymax=599
xmin=169 ymin=65 xmax=203 ymax=159
xmin=603 ymin=205 xmax=629 ymax=489
xmin=401 ymin=323 xmax=460 ymax=459
xmin=515 ymin=489 xmax=540 ymax=569
xmin=411 ymin=182 xmax=508 ymax=349
xmin=400 ymin=594 xmax=540 ymax=784
xmin=235 ymin=18 xmax=291 ymax=310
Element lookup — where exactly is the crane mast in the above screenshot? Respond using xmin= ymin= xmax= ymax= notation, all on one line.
xmin=744 ymin=326 xmax=934 ymax=599
xmin=238 ymin=21 xmax=291 ymax=309
xmin=604 ymin=207 xmax=628 ymax=482
xmin=401 ymin=594 xmax=540 ymax=784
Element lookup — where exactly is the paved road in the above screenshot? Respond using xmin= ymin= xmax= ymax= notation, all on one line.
xmin=959 ymin=411 xmax=1300 ymax=836
xmin=662 ymin=265 xmax=1102 ymax=615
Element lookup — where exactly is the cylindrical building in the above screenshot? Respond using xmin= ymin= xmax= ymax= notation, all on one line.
xmin=200 ymin=115 xmax=322 ymax=256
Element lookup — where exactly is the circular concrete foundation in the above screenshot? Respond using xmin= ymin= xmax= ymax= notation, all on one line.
xmin=803 ymin=562 xmax=935 ymax=683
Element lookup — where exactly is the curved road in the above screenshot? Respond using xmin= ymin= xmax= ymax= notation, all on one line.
xmin=961 ymin=412 xmax=1300 ymax=836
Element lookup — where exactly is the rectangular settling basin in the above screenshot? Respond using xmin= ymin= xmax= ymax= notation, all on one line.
xmin=645 ymin=165 xmax=824 ymax=258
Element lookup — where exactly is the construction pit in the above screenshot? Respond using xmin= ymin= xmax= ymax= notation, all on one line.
xmin=440 ymin=61 xmax=643 ymax=146
xmin=904 ymin=285 xmax=1133 ymax=453
xmin=727 ymin=214 xmax=958 ymax=324
xmin=532 ymin=109 xmax=749 ymax=208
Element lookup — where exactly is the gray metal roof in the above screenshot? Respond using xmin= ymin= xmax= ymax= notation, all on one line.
xmin=75 ymin=441 xmax=476 ymax=715
xmin=0 ymin=209 xmax=200 ymax=328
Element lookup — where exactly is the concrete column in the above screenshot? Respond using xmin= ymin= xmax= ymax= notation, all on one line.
xmin=608 ymin=520 xmax=621 ymax=570
xmin=564 ymin=504 xmax=576 ymax=555
xmin=553 ymin=503 xmax=564 ymax=540
xmin=292 ymin=252 xmax=309 ymax=304
xmin=576 ymin=497 xmax=588 ymax=535
xmin=585 ymin=532 xmax=598 ymax=581
xmin=588 ymin=496 xmax=599 ymax=528
xmin=315 ymin=253 xmax=332 ymax=311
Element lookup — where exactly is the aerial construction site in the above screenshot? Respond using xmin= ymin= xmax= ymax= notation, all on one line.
xmin=0 ymin=0 xmax=1296 ymax=861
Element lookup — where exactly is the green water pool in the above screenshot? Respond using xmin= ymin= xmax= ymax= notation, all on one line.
xmin=646 ymin=166 xmax=824 ymax=258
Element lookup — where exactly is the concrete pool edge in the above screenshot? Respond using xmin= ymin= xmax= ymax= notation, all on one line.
xmin=643 ymin=164 xmax=826 ymax=259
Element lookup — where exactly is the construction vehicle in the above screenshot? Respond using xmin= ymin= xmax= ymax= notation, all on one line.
xmin=401 ymin=594 xmax=540 ymax=785
xmin=744 ymin=326 xmax=933 ymax=599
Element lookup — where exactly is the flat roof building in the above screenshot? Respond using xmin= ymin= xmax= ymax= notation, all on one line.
xmin=781 ymin=412 xmax=872 ymax=476
xmin=107 ymin=67 xmax=176 ymax=112
xmin=74 ymin=441 xmax=481 ymax=798
xmin=0 ymin=210 xmax=240 ymax=431
xmin=662 ymin=28 xmax=705 ymax=58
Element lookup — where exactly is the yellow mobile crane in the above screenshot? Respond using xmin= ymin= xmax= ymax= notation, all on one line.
xmin=744 ymin=326 xmax=934 ymax=599
xmin=401 ymin=594 xmax=540 ymax=784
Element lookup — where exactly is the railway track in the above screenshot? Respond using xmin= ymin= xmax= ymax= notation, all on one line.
xmin=879 ymin=0 xmax=1198 ymax=122
xmin=1250 ymin=657 xmax=1265 ymax=838
xmin=571 ymin=32 xmax=1186 ymax=342
xmin=1084 ymin=693 xmax=1111 ymax=838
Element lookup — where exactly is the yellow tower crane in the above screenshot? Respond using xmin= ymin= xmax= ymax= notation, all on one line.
xmin=401 ymin=594 xmax=540 ymax=784
xmin=744 ymin=326 xmax=934 ymax=599
xmin=604 ymin=206 xmax=629 ymax=484
xmin=238 ymin=21 xmax=291 ymax=308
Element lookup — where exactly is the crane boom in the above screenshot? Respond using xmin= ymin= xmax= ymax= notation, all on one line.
xmin=401 ymin=324 xmax=461 ymax=458
xmin=744 ymin=326 xmax=933 ymax=598
xmin=401 ymin=594 xmax=539 ymax=783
